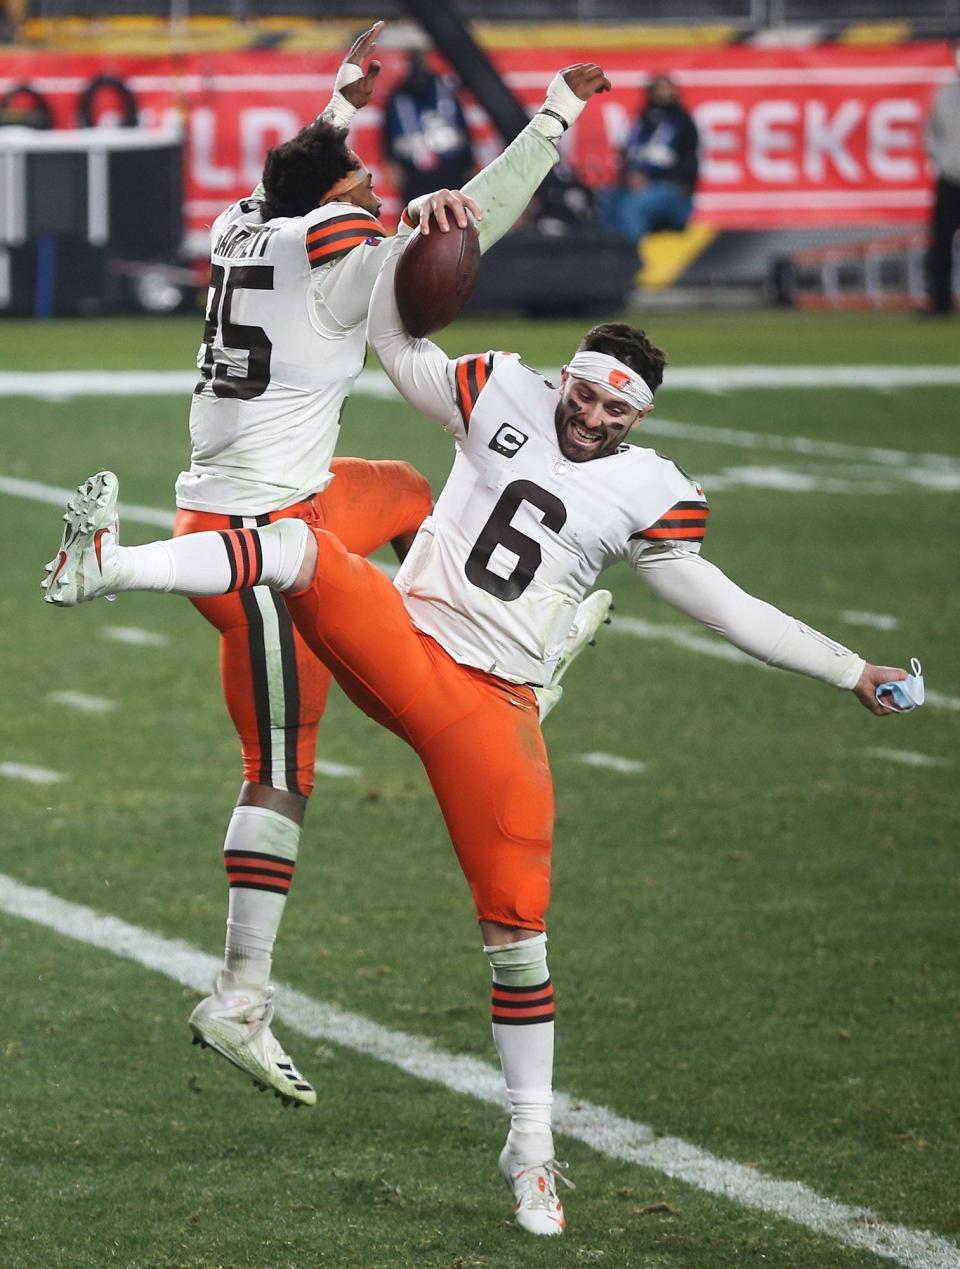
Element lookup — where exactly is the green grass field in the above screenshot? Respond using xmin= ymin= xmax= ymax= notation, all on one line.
xmin=1 ymin=311 xmax=958 ymax=1269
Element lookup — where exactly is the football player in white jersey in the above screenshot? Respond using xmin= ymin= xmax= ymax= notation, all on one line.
xmin=168 ymin=16 xmax=613 ymax=1108
xmin=44 ymin=236 xmax=909 ymax=1232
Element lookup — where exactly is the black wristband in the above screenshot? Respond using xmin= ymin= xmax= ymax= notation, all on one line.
xmin=537 ymin=107 xmax=569 ymax=131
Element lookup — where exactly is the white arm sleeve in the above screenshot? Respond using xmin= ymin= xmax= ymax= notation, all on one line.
xmin=461 ymin=123 xmax=559 ymax=254
xmin=367 ymin=235 xmax=464 ymax=435
xmin=403 ymin=74 xmax=589 ymax=254
xmin=631 ymin=544 xmax=865 ymax=689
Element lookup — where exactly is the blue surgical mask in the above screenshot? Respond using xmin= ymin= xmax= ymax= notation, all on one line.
xmin=875 ymin=657 xmax=924 ymax=712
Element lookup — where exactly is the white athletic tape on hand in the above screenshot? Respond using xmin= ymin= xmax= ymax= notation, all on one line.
xmin=334 ymin=61 xmax=364 ymax=93
xmin=542 ymin=70 xmax=589 ymax=128
xmin=322 ymin=61 xmax=365 ymax=130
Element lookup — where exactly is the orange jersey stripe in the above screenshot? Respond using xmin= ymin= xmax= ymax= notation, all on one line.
xmin=227 ymin=870 xmax=293 ymax=888
xmin=643 ymin=526 xmax=707 ymax=539
xmin=224 ymin=856 xmax=295 ymax=875
xmin=307 ymin=233 xmax=378 ymax=263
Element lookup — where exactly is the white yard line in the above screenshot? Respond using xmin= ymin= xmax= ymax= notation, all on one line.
xmin=313 ymin=760 xmax=363 ymax=778
xmin=0 ymin=873 xmax=956 ymax=1269
xmin=0 ymin=474 xmax=175 ymax=529
xmin=101 ymin=626 xmax=170 ymax=647
xmin=926 ymin=690 xmax=960 ymax=712
xmin=576 ymin=752 xmax=647 ymax=775
xmin=0 ymin=762 xmax=64 ymax=784
xmin=46 ymin=691 xmax=116 ymax=714
xmin=4 ymin=365 xmax=960 ymax=400
xmin=841 ymin=611 xmax=900 ymax=632
xmin=862 ymin=748 xmax=950 ymax=769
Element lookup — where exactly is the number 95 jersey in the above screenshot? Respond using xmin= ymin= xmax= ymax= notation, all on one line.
xmin=394 ymin=352 xmax=708 ymax=686
xmin=175 ymin=199 xmax=389 ymax=517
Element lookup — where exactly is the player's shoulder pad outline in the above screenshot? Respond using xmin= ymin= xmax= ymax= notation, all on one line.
xmin=304 ymin=206 xmax=386 ymax=270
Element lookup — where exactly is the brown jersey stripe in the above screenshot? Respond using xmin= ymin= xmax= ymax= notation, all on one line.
xmin=492 ymin=982 xmax=553 ymax=1003
xmin=455 ymin=355 xmax=492 ymax=428
xmin=226 ymin=878 xmax=292 ymax=895
xmin=307 ymin=225 xmax=386 ymax=254
xmin=492 ymin=994 xmax=555 ymax=1010
xmin=217 ymin=530 xmax=239 ymax=589
xmin=227 ymin=873 xmax=291 ymax=893
xmin=305 ymin=214 xmax=385 ymax=242
xmin=631 ymin=500 xmax=710 ymax=542
xmin=491 ymin=1002 xmax=556 ymax=1023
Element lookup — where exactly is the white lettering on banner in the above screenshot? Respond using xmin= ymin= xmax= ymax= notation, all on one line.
xmin=804 ymin=100 xmax=863 ymax=182
xmin=869 ymin=99 xmax=921 ymax=182
xmin=696 ymin=100 xmax=742 ymax=183
xmin=241 ymin=107 xmax=302 ymax=186
xmin=191 ymin=106 xmax=235 ymax=189
xmin=697 ymin=97 xmax=925 ymax=189
xmin=601 ymin=100 xmax=632 ymax=151
xmin=749 ymin=100 xmax=799 ymax=182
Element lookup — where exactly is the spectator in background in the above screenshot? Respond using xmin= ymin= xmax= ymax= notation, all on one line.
xmin=599 ymin=75 xmax=699 ymax=254
xmin=923 ymin=38 xmax=960 ymax=316
xmin=382 ymin=50 xmax=475 ymax=206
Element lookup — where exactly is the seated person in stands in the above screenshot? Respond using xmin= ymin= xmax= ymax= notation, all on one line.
xmin=599 ymin=75 xmax=699 ymax=253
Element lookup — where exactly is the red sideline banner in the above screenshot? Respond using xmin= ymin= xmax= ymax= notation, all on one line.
xmin=0 ymin=43 xmax=953 ymax=240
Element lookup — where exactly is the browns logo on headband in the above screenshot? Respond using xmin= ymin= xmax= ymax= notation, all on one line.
xmin=566 ymin=352 xmax=655 ymax=411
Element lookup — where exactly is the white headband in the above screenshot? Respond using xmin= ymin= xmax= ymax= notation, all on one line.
xmin=566 ymin=351 xmax=654 ymax=412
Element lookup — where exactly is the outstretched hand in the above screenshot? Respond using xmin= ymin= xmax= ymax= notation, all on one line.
xmin=561 ymin=63 xmax=612 ymax=100
xmin=339 ymin=20 xmax=384 ymax=110
xmin=853 ymin=663 xmax=909 ymax=715
xmin=410 ymin=188 xmax=483 ymax=235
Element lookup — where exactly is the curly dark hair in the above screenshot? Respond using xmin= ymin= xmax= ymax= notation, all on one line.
xmin=260 ymin=119 xmax=359 ymax=219
xmin=578 ymin=322 xmax=667 ymax=394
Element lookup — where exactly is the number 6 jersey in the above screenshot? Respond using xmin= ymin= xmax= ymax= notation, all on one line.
xmin=393 ymin=349 xmax=707 ymax=686
xmin=370 ymin=235 xmax=866 ymax=695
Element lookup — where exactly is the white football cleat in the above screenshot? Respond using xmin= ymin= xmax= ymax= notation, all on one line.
xmin=42 ymin=470 xmax=120 ymax=606
xmin=498 ymin=1139 xmax=573 ymax=1236
xmin=189 ymin=978 xmax=316 ymax=1108
xmin=535 ymin=589 xmax=614 ymax=722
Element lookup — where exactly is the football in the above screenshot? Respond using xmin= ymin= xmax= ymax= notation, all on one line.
xmin=395 ymin=221 xmax=480 ymax=338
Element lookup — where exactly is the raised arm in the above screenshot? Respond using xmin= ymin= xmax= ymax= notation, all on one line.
xmin=247 ymin=21 xmax=384 ymax=200
xmin=632 ymin=544 xmax=907 ymax=715
xmin=403 ymin=63 xmax=611 ymax=255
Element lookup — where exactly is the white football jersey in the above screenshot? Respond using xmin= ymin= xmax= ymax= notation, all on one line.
xmin=394 ymin=353 xmax=708 ymax=685
xmin=175 ymin=198 xmax=391 ymax=516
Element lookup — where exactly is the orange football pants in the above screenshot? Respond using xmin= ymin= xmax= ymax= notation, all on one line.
xmin=173 ymin=458 xmax=432 ymax=798
xmin=284 ymin=526 xmax=554 ymax=931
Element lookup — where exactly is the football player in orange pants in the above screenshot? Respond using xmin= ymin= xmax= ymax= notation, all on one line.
xmin=166 ymin=10 xmax=612 ymax=1112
